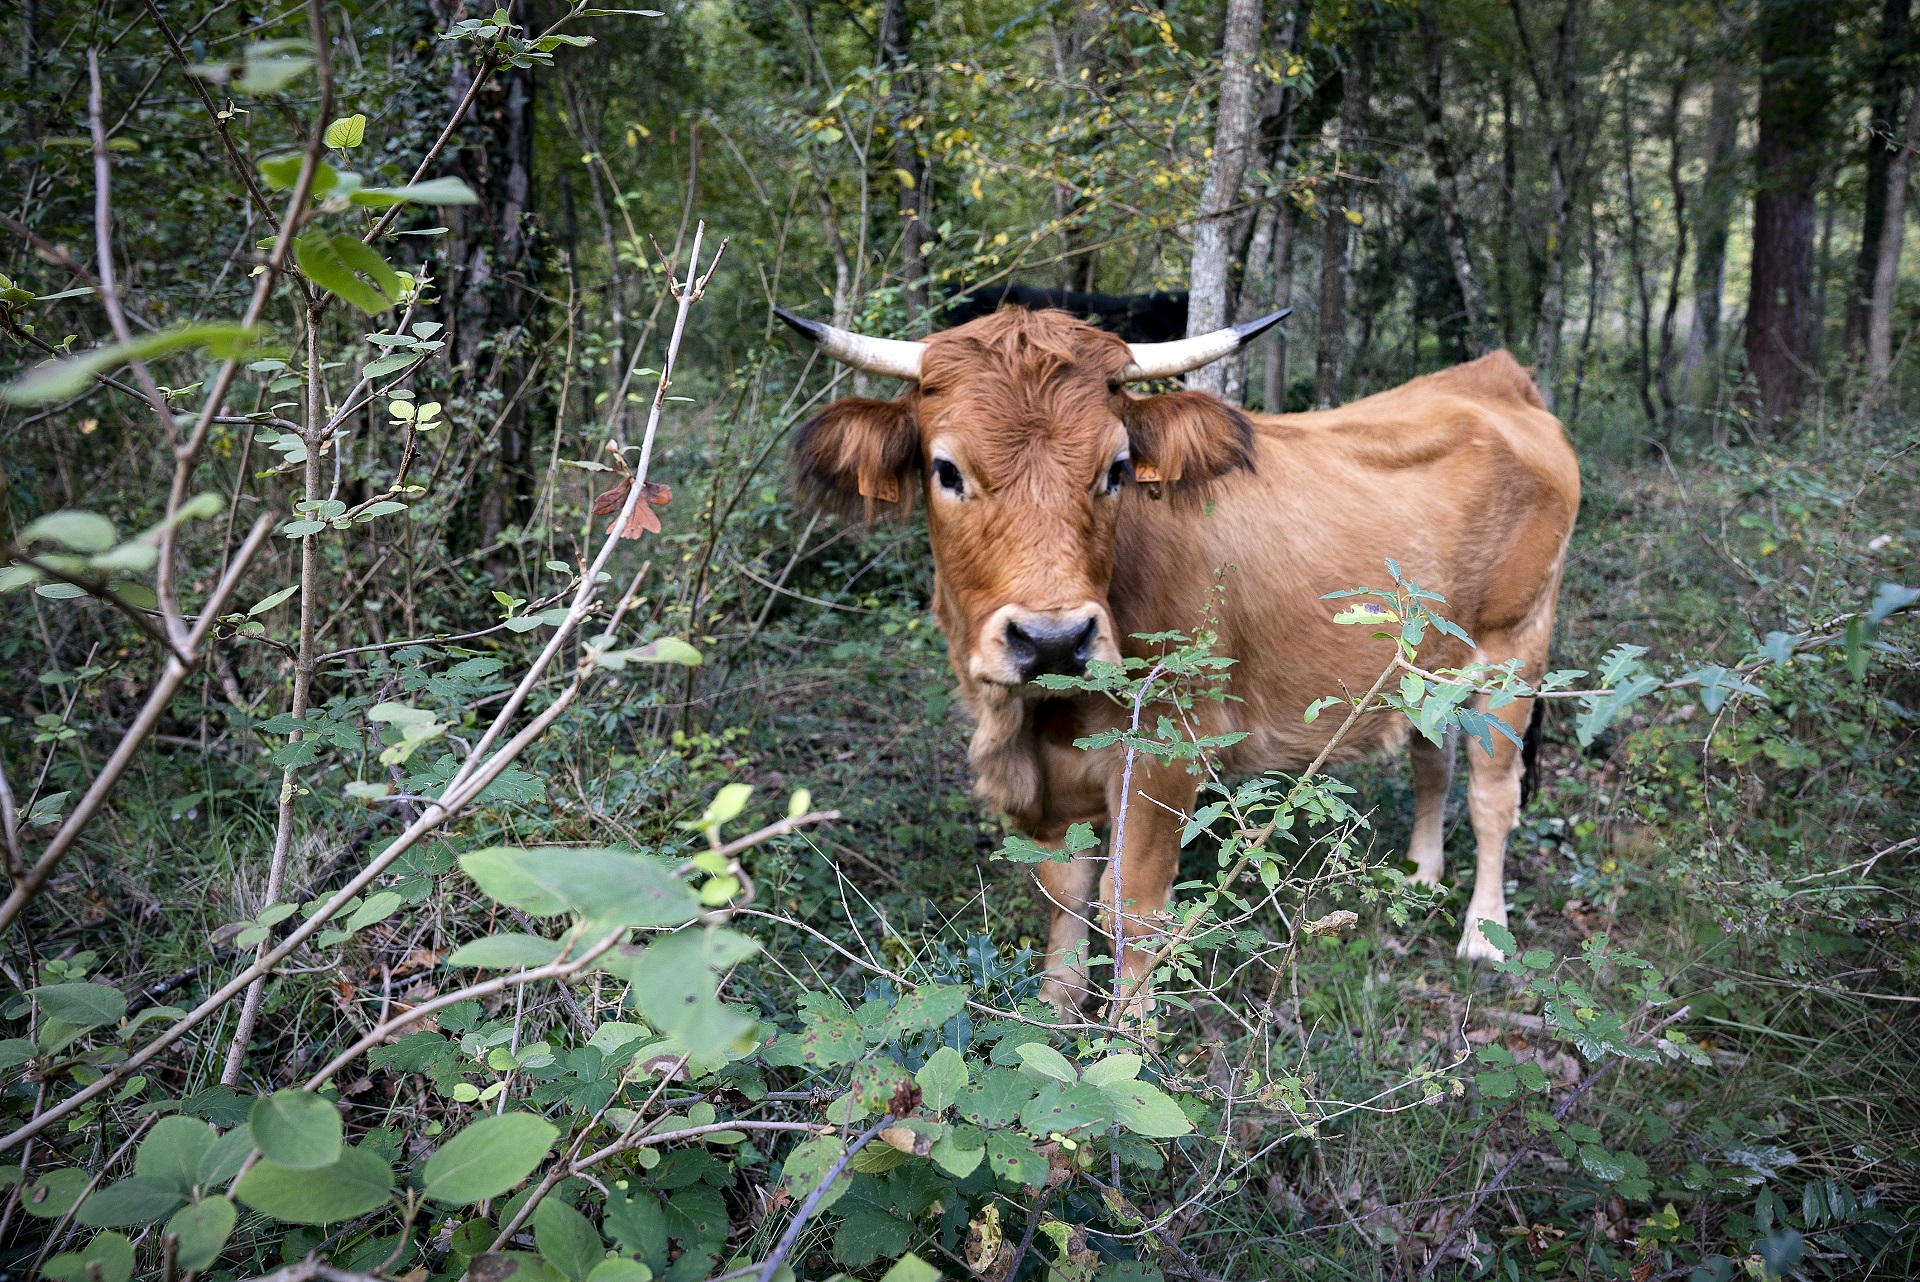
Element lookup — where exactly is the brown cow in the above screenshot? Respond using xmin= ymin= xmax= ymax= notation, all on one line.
xmin=780 ymin=305 xmax=1579 ymax=1017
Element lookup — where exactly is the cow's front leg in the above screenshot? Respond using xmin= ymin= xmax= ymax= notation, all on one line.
xmin=1033 ymin=839 xmax=1101 ymax=1017
xmin=1407 ymin=727 xmax=1456 ymax=885
xmin=1102 ymin=757 xmax=1196 ymax=1026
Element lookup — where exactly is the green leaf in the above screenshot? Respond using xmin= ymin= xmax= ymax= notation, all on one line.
xmin=248 ymin=584 xmax=299 ymax=616
xmin=960 ymin=1068 xmax=1035 ymax=1128
xmin=75 ymin=1177 xmax=184 ymax=1227
xmin=198 ymin=1128 xmax=254 ymax=1186
xmin=31 ymin=982 xmax=126 ymax=1029
xmin=24 ymin=1169 xmax=91 ymax=1218
xmin=345 ymin=890 xmax=404 ymax=932
xmin=324 ymin=113 xmax=367 ymax=147
xmin=167 ymin=1196 xmax=237 ymax=1272
xmin=928 ymin=1130 xmax=985 ymax=1178
xmin=447 ymin=934 xmax=563 ymax=969
xmin=1021 ymin=1082 xmax=1113 ymax=1135
xmin=1081 ymin=1054 xmax=1143 ymax=1087
xmin=1 ymin=323 xmax=262 ymax=405
xmin=44 ymin=1232 xmax=134 ymax=1282
xmin=1013 ymin=1041 xmax=1076 ymax=1084
xmin=915 ymin=1046 xmax=969 ymax=1112
xmin=1100 ymin=1081 xmax=1192 ymax=1137
xmin=0 ymin=1039 xmax=36 ymax=1070
xmin=613 ymin=928 xmax=758 ymax=1058
xmin=234 ymin=1146 xmax=394 ymax=1224
xmin=584 ymin=1260 xmax=651 ymax=1282
xmin=879 ymin=1254 xmax=940 ymax=1282
xmin=20 ymin=511 xmax=116 ymax=553
xmin=295 ymin=231 xmax=400 ymax=315
xmin=881 ymin=984 xmax=968 ymax=1040
xmin=460 ymin=846 xmax=700 ymax=926
xmin=135 ymin=1116 xmax=217 ymax=1196
xmin=421 ymin=1113 xmax=558 ymax=1206
xmin=1476 ymin=919 xmax=1518 ymax=958
xmin=534 ymin=1196 xmax=603 ymax=1282
xmin=235 ymin=50 xmax=313 ymax=93
xmin=349 ymin=176 xmax=481 ymax=207
xmin=983 ymin=1131 xmax=1049 ymax=1187
xmin=250 ymin=1089 xmax=343 ymax=1170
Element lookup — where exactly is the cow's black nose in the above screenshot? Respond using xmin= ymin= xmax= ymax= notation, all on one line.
xmin=1006 ymin=617 xmax=1098 ymax=683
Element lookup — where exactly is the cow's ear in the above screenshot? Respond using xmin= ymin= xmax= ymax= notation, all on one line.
xmin=1121 ymin=391 xmax=1254 ymax=492
xmin=791 ymin=395 xmax=921 ymax=518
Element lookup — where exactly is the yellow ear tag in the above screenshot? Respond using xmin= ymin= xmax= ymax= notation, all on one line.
xmin=857 ymin=468 xmax=900 ymax=503
xmin=1132 ymin=462 xmax=1163 ymax=483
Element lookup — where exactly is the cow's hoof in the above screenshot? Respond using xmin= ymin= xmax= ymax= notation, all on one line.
xmin=1456 ymin=915 xmax=1507 ymax=964
xmin=1407 ymin=865 xmax=1444 ymax=888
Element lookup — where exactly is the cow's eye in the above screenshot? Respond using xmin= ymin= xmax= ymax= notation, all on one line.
xmin=1103 ymin=457 xmax=1130 ymax=495
xmin=933 ymin=458 xmax=965 ymax=497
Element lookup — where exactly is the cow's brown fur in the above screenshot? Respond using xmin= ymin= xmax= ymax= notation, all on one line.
xmin=792 ymin=308 xmax=1580 ymax=1013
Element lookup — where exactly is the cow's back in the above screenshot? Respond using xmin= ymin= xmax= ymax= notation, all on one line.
xmin=1109 ymin=350 xmax=1578 ymax=771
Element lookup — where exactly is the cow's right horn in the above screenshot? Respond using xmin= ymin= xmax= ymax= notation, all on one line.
xmin=1121 ymin=308 xmax=1291 ymax=381
xmin=774 ymin=307 xmax=924 ymax=382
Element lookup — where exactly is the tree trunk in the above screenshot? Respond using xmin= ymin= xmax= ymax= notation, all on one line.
xmin=1656 ymin=70 xmax=1690 ymax=425
xmin=438 ymin=0 xmax=538 ymax=559
xmin=1622 ymin=75 xmax=1656 ymax=424
xmin=1684 ymin=58 xmax=1741 ymax=378
xmin=1746 ymin=0 xmax=1834 ymax=423
xmin=1847 ymin=0 xmax=1914 ymax=356
xmin=1314 ymin=26 xmax=1374 ymax=408
xmin=880 ymin=0 xmax=929 ymax=331
xmin=1263 ymin=198 xmax=1299 ymax=409
xmin=1511 ymin=0 xmax=1587 ymax=409
xmin=1415 ymin=4 xmax=1491 ymax=355
xmin=1185 ymin=0 xmax=1264 ymax=397
xmin=1498 ymin=76 xmax=1519 ymax=348
xmin=1867 ymin=65 xmax=1920 ymax=384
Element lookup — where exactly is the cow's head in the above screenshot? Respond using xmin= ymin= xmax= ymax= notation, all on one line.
xmin=783 ymin=305 xmax=1284 ymax=694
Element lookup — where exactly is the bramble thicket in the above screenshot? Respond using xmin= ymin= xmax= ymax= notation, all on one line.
xmin=0 ymin=1 xmax=1915 ymax=1280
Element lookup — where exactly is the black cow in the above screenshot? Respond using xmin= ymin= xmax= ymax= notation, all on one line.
xmin=938 ymin=284 xmax=1189 ymax=343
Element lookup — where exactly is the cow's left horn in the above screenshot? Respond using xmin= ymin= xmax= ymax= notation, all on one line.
xmin=773 ymin=307 xmax=924 ymax=381
xmin=1120 ymin=308 xmax=1291 ymax=382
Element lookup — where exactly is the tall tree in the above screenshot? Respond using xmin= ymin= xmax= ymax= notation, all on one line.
xmin=1745 ymin=0 xmax=1835 ymax=422
xmin=1683 ymin=56 xmax=1742 ymax=379
xmin=1186 ymin=0 xmax=1264 ymax=397
xmin=881 ymin=0 xmax=930 ymax=331
xmin=1655 ymin=65 xmax=1691 ymax=423
xmin=1314 ymin=24 xmax=1375 ymax=408
xmin=1230 ymin=2 xmax=1310 ymax=406
xmin=1511 ymin=0 xmax=1590 ymax=409
xmin=1846 ymin=0 xmax=1914 ymax=357
xmin=1415 ymin=4 xmax=1491 ymax=355
xmin=1866 ymin=62 xmax=1920 ymax=387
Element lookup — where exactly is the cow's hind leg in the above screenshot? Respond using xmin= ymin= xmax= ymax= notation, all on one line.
xmin=1458 ymin=696 xmax=1530 ymax=961
xmin=1034 ymin=845 xmax=1100 ymax=1015
xmin=1407 ymin=727 xmax=1456 ymax=885
xmin=1457 ymin=578 xmax=1558 ymax=961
